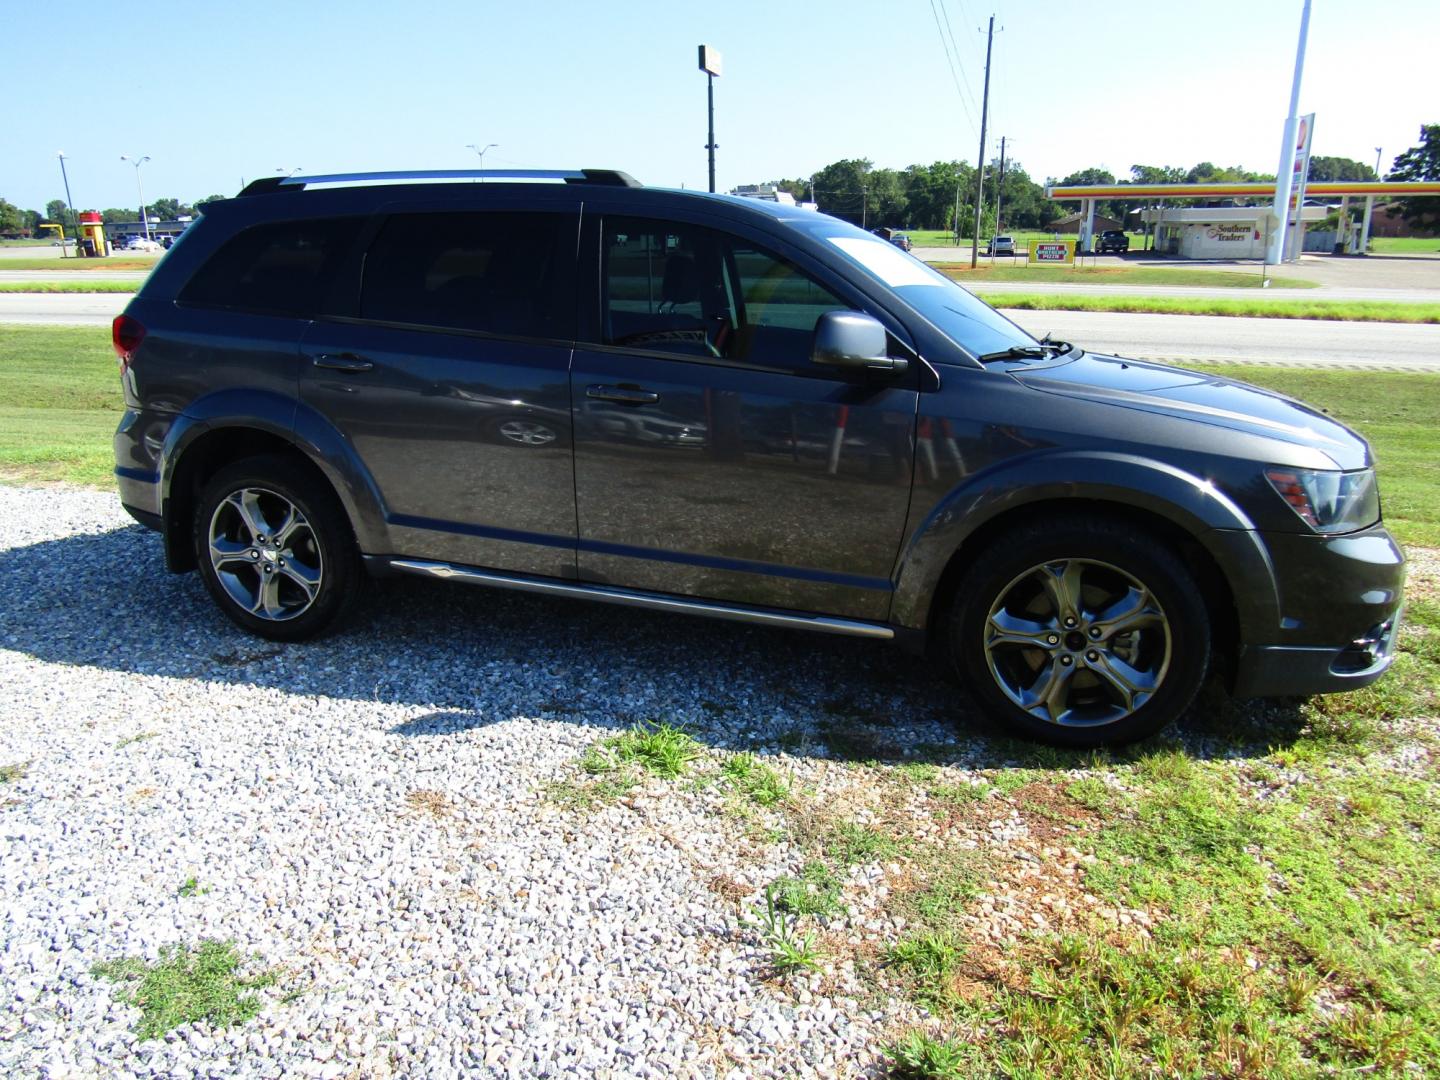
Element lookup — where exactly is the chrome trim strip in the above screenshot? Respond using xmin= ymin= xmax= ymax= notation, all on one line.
xmin=280 ymin=169 xmax=584 ymax=186
xmin=387 ymin=559 xmax=895 ymax=640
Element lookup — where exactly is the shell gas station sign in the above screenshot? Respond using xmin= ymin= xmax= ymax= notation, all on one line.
xmin=1028 ymin=238 xmax=1075 ymax=265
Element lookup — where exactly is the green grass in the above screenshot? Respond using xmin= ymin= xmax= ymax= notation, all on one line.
xmin=755 ymin=883 xmax=825 ymax=974
xmin=582 ymin=721 xmax=701 ymax=780
xmin=721 ymin=751 xmax=790 ymax=806
xmin=115 ymin=731 xmax=157 ymax=749
xmin=92 ymin=940 xmax=275 ymax=1040
xmin=884 ymin=1031 xmax=973 ymax=1079
xmin=1179 ymin=364 xmax=1440 ymax=548
xmin=0 ymin=280 xmax=139 ymax=293
xmin=824 ymin=821 xmax=905 ymax=864
xmin=938 ymin=264 xmax=1317 ymax=288
xmin=0 ymin=256 xmax=158 ymax=272
xmin=177 ymin=876 xmax=211 ymax=898
xmin=0 ymin=325 xmax=121 ymax=485
xmin=986 ymin=292 xmax=1440 ymax=323
xmin=1369 ymin=236 xmax=1440 ymax=254
xmin=768 ymin=861 xmax=842 ymax=917
xmin=1 ymin=761 xmax=29 ymax=783
xmin=0 ymin=238 xmax=55 ymax=247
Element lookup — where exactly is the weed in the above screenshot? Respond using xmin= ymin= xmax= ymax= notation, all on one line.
xmin=586 ymin=721 xmax=700 ymax=779
xmin=405 ymin=789 xmax=451 ymax=817
xmin=824 ymin=821 xmax=905 ymax=865
xmin=721 ymin=752 xmax=789 ymax=807
xmin=769 ymin=862 xmax=842 ymax=917
xmin=0 ymin=761 xmax=28 ymax=784
xmin=755 ymin=884 xmax=823 ymax=975
xmin=929 ymin=781 xmax=991 ymax=804
xmin=177 ymin=877 xmax=211 ymax=898
xmin=888 ymin=932 xmax=967 ymax=1007
xmin=92 ymin=940 xmax=275 ymax=1040
xmin=115 ymin=731 xmax=158 ymax=749
xmin=883 ymin=1030 xmax=972 ymax=1078
xmin=544 ymin=775 xmax=635 ymax=809
xmin=907 ymin=858 xmax=983 ymax=926
xmin=1064 ymin=776 xmax=1111 ymax=811
xmin=894 ymin=762 xmax=940 ymax=785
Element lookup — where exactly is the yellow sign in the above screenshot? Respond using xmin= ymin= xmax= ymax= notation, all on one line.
xmin=1028 ymin=239 xmax=1075 ymax=265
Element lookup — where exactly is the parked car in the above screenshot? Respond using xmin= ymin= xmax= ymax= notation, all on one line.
xmin=1097 ymin=230 xmax=1130 ymax=254
xmin=870 ymin=227 xmax=912 ymax=251
xmin=111 ymin=167 xmax=1404 ymax=747
xmin=986 ymin=235 xmax=1016 ymax=256
xmin=51 ymin=237 xmax=76 ymax=247
xmin=121 ymin=236 xmax=162 ymax=252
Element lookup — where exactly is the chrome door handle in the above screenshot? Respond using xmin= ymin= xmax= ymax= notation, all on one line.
xmin=311 ymin=353 xmax=374 ymax=372
xmin=586 ymin=385 xmax=659 ymax=406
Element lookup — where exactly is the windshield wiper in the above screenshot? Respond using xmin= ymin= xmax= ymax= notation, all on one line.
xmin=977 ymin=338 xmax=1075 ymax=363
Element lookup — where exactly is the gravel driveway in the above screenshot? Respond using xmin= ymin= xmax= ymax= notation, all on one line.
xmin=0 ymin=487 xmax=991 ymax=1078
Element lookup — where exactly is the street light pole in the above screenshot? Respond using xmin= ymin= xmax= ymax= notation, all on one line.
xmin=56 ymin=152 xmax=77 ymax=259
xmin=1374 ymin=146 xmax=1383 ymax=179
xmin=121 ymin=155 xmax=152 ymax=241
xmin=466 ymin=143 xmax=498 ymax=182
xmin=698 ymin=45 xmax=722 ymax=193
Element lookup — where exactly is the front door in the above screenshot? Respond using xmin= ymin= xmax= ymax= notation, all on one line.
xmin=570 ymin=214 xmax=918 ymax=622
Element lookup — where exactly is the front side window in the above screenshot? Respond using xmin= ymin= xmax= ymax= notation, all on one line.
xmin=360 ymin=211 xmax=575 ymax=339
xmin=179 ymin=217 xmax=363 ymax=316
xmin=601 ymin=216 xmax=851 ymax=370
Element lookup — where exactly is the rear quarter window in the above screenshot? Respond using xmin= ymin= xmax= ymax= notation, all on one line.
xmin=178 ymin=217 xmax=363 ymax=317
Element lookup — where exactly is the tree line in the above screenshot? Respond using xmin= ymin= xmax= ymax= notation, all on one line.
xmin=2 ymin=126 xmax=1433 ymax=239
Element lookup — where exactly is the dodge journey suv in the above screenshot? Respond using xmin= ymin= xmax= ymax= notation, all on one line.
xmin=112 ymin=168 xmax=1404 ymax=746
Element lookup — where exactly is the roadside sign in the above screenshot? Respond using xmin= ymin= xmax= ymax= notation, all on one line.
xmin=1028 ymin=239 xmax=1075 ymax=265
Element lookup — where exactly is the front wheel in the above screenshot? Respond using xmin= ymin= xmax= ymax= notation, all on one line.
xmin=193 ymin=455 xmax=360 ymax=641
xmin=950 ymin=518 xmax=1210 ymax=747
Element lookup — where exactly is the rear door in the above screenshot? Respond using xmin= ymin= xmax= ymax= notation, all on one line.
xmin=569 ymin=211 xmax=918 ymax=621
xmin=299 ymin=206 xmax=579 ymax=578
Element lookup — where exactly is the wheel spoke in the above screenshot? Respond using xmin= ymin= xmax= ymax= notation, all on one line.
xmin=1094 ymin=586 xmax=1164 ymax=638
xmin=250 ymin=574 xmax=287 ymax=618
xmin=225 ymin=490 xmax=270 ymax=544
xmin=1038 ymin=560 xmax=1086 ymax=622
xmin=1087 ymin=652 xmax=1156 ymax=713
xmin=209 ymin=536 xmax=253 ymax=572
xmin=986 ymin=610 xmax=1057 ymax=650
xmin=1023 ymin=658 xmax=1077 ymax=724
xmin=271 ymin=506 xmax=308 ymax=549
xmin=279 ymin=560 xmax=321 ymax=600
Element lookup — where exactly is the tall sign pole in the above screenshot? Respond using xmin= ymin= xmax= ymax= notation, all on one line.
xmin=56 ymin=152 xmax=77 ymax=259
xmin=698 ymin=45 xmax=722 ymax=193
xmin=970 ymin=16 xmax=995 ymax=269
xmin=1265 ymin=0 xmax=1312 ymax=265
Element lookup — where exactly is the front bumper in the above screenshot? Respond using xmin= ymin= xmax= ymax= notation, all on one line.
xmin=1231 ymin=523 xmax=1405 ymax=698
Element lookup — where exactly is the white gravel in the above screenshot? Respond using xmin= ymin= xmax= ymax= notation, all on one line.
xmin=0 ymin=486 xmax=977 ymax=1079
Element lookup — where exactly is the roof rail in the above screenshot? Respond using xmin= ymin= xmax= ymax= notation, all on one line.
xmin=237 ymin=168 xmax=641 ymax=196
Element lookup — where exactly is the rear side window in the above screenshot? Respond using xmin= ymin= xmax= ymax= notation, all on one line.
xmin=179 ymin=217 xmax=362 ymax=316
xmin=360 ymin=212 xmax=575 ymax=340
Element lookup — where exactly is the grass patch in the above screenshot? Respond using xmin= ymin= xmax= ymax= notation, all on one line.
xmin=883 ymin=1030 xmax=973 ymax=1079
xmin=1 ymin=761 xmax=29 ymax=783
xmin=0 ymin=324 xmax=121 ymax=485
xmin=721 ymin=751 xmax=789 ymax=806
xmin=938 ymin=264 xmax=1317 ymax=288
xmin=583 ymin=721 xmax=700 ymax=779
xmin=177 ymin=877 xmax=211 ymax=898
xmin=754 ymin=883 xmax=825 ymax=974
xmin=0 ymin=256 xmax=158 ymax=272
xmin=768 ymin=861 xmax=842 ymax=917
xmin=985 ymin=292 xmax=1440 ymax=323
xmin=888 ymin=932 xmax=968 ymax=1007
xmin=115 ymin=731 xmax=157 ymax=749
xmin=824 ymin=821 xmax=905 ymax=865
xmin=1179 ymin=364 xmax=1440 ymax=549
xmin=92 ymin=940 xmax=275 ymax=1040
xmin=1369 ymin=236 xmax=1440 ymax=255
xmin=544 ymin=774 xmax=636 ymax=810
xmin=0 ymin=280 xmax=139 ymax=293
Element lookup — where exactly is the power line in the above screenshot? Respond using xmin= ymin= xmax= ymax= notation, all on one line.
xmin=937 ymin=0 xmax=982 ymax=121
xmin=927 ymin=0 xmax=979 ymax=138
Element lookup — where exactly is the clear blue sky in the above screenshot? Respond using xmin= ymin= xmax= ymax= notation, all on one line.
xmin=3 ymin=0 xmax=1434 ymax=213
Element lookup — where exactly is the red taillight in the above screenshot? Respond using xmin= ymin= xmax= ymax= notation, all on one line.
xmin=112 ymin=314 xmax=146 ymax=372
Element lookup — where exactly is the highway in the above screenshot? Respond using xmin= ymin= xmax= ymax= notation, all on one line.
xmin=1 ymin=292 xmax=1436 ymax=371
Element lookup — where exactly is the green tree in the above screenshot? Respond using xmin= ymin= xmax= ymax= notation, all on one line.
xmin=101 ymin=208 xmax=134 ymax=225
xmin=900 ymin=160 xmax=973 ymax=233
xmin=1058 ymin=168 xmax=1126 ymax=223
xmin=1306 ymin=155 xmax=1376 ymax=182
xmin=194 ymin=195 xmax=228 ymax=209
xmin=0 ymin=198 xmax=25 ymax=235
xmin=810 ymin=159 xmax=874 ymax=226
xmin=1385 ymin=124 xmax=1440 ymax=233
xmin=45 ymin=198 xmax=70 ymax=225
xmin=149 ymin=197 xmax=192 ymax=220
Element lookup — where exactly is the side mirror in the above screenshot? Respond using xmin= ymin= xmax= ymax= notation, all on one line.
xmin=811 ymin=311 xmax=909 ymax=374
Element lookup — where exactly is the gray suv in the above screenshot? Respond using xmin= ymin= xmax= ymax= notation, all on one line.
xmin=111 ymin=168 xmax=1404 ymax=746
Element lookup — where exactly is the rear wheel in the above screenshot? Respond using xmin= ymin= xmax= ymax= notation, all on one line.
xmin=193 ymin=454 xmax=360 ymax=641
xmin=949 ymin=517 xmax=1210 ymax=747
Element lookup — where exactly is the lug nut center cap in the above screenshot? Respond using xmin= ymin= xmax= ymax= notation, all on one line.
xmin=1065 ymin=631 xmax=1086 ymax=651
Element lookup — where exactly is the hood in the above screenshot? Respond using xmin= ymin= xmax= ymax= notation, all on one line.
xmin=1010 ymin=353 xmax=1370 ymax=470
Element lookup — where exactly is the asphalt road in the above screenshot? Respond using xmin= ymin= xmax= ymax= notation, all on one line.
xmin=2 ymin=292 xmax=1436 ymax=372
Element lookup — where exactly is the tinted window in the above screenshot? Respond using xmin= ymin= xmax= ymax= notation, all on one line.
xmin=180 ymin=217 xmax=362 ymax=316
xmin=601 ymin=216 xmax=850 ymax=370
xmin=360 ymin=212 xmax=574 ymax=339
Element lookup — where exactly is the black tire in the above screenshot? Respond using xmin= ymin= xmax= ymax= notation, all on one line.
xmin=193 ymin=454 xmax=360 ymax=641
xmin=948 ymin=516 xmax=1209 ymax=747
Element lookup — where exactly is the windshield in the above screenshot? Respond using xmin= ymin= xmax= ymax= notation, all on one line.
xmin=796 ymin=218 xmax=1036 ymax=360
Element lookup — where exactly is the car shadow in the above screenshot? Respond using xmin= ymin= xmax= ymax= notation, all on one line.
xmin=2 ymin=523 xmax=1307 ymax=768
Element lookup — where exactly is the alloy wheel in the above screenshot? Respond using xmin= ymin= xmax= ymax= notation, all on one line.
xmin=207 ymin=487 xmax=324 ymax=621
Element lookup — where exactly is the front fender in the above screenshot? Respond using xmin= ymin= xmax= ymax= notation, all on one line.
xmin=890 ymin=450 xmax=1281 ymax=638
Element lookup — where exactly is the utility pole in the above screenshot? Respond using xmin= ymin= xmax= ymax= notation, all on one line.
xmin=970 ymin=15 xmax=995 ymax=269
xmin=1265 ymin=0 xmax=1311 ymax=265
xmin=952 ymin=178 xmax=962 ymax=246
xmin=1374 ymin=146 xmax=1383 ymax=179
xmin=994 ymin=136 xmax=1008 ymax=238
xmin=56 ymin=152 xmax=76 ymax=259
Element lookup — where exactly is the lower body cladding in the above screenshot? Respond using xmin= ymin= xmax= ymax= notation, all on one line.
xmin=1230 ymin=524 xmax=1405 ymax=697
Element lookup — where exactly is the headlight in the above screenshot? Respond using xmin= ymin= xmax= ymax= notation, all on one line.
xmin=1264 ymin=467 xmax=1379 ymax=533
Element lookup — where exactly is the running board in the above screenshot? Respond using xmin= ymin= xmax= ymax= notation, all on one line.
xmin=385 ymin=559 xmax=895 ymax=640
